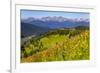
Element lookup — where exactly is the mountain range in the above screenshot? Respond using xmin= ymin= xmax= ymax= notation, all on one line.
xmin=21 ymin=16 xmax=89 ymax=38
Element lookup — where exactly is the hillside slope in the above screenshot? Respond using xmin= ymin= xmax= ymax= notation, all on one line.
xmin=21 ymin=29 xmax=89 ymax=63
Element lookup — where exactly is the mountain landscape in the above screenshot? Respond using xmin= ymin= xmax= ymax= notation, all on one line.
xmin=21 ymin=15 xmax=90 ymax=63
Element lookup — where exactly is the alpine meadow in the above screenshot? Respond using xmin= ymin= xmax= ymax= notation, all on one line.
xmin=21 ymin=10 xmax=90 ymax=63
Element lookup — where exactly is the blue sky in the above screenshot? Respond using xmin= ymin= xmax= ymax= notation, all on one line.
xmin=21 ymin=9 xmax=89 ymax=19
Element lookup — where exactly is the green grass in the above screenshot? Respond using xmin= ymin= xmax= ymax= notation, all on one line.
xmin=21 ymin=29 xmax=90 ymax=63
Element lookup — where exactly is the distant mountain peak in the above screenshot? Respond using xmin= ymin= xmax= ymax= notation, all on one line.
xmin=22 ymin=16 xmax=89 ymax=23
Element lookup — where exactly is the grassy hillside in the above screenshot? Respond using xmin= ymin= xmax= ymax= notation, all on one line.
xmin=21 ymin=28 xmax=89 ymax=63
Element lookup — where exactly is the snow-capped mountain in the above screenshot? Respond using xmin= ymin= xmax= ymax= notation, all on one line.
xmin=22 ymin=16 xmax=89 ymax=23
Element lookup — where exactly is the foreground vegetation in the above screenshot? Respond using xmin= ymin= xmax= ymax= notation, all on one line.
xmin=21 ymin=28 xmax=90 ymax=63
